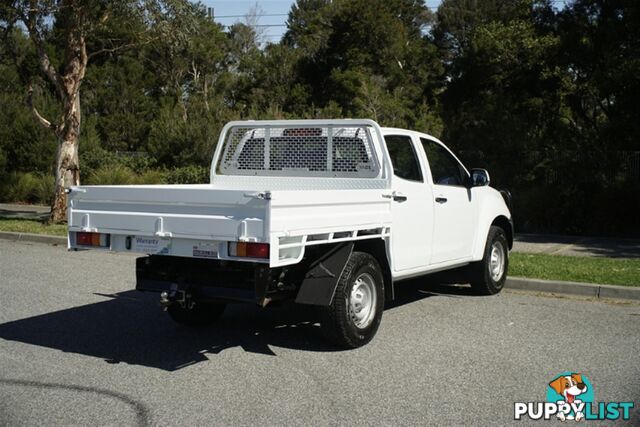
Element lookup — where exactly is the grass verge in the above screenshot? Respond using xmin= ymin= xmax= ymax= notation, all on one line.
xmin=510 ymin=252 xmax=640 ymax=287
xmin=0 ymin=218 xmax=67 ymax=236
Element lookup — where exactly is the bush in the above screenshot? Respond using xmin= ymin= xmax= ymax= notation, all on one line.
xmin=0 ymin=172 xmax=54 ymax=204
xmin=137 ymin=169 xmax=166 ymax=184
xmin=86 ymin=165 xmax=139 ymax=185
xmin=2 ymin=172 xmax=38 ymax=203
xmin=80 ymin=146 xmax=158 ymax=179
xmin=164 ymin=166 xmax=209 ymax=184
xmin=34 ymin=174 xmax=55 ymax=205
xmin=84 ymin=165 xmax=167 ymax=186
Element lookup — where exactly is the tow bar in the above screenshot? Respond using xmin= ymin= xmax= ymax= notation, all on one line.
xmin=159 ymin=283 xmax=195 ymax=310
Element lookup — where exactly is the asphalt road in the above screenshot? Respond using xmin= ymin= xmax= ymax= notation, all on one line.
xmin=1 ymin=240 xmax=639 ymax=426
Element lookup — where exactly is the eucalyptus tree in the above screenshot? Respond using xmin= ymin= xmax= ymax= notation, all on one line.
xmin=0 ymin=0 xmax=205 ymax=222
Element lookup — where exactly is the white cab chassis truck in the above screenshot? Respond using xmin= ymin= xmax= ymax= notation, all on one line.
xmin=67 ymin=119 xmax=513 ymax=348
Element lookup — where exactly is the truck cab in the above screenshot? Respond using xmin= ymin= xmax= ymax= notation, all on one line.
xmin=382 ymin=128 xmax=511 ymax=275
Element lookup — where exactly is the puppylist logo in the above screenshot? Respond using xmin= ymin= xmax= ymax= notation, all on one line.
xmin=514 ymin=372 xmax=634 ymax=421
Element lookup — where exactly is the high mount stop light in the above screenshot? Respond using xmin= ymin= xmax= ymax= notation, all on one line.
xmin=228 ymin=242 xmax=269 ymax=259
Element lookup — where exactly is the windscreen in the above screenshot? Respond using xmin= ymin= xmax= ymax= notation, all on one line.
xmin=217 ymin=125 xmax=380 ymax=178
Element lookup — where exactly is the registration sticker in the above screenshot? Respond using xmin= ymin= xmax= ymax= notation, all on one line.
xmin=134 ymin=236 xmax=171 ymax=254
xmin=192 ymin=242 xmax=218 ymax=259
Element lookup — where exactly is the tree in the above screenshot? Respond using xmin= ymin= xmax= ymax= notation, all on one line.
xmin=555 ymin=0 xmax=640 ymax=152
xmin=433 ymin=0 xmax=532 ymax=60
xmin=0 ymin=28 xmax=58 ymax=177
xmin=1 ymin=1 xmax=96 ymax=222
xmin=0 ymin=0 xmax=217 ymax=222
xmin=280 ymin=0 xmax=441 ymax=128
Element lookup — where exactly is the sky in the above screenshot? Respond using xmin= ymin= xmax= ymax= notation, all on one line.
xmin=201 ymin=0 xmax=444 ymax=43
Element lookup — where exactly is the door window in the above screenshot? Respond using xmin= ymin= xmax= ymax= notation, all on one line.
xmin=384 ymin=135 xmax=423 ymax=182
xmin=420 ymin=138 xmax=467 ymax=186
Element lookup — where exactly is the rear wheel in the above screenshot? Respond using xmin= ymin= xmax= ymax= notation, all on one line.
xmin=319 ymin=252 xmax=384 ymax=348
xmin=470 ymin=226 xmax=509 ymax=295
xmin=167 ymin=301 xmax=226 ymax=327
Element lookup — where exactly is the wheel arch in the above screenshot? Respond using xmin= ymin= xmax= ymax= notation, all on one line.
xmin=472 ymin=214 xmax=514 ymax=261
xmin=491 ymin=215 xmax=513 ymax=250
xmin=354 ymin=239 xmax=394 ymax=302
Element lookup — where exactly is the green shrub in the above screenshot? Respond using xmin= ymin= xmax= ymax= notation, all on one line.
xmin=0 ymin=172 xmax=54 ymax=204
xmin=164 ymin=166 xmax=209 ymax=184
xmin=3 ymin=172 xmax=38 ymax=203
xmin=86 ymin=165 xmax=139 ymax=185
xmin=34 ymin=174 xmax=55 ymax=205
xmin=80 ymin=145 xmax=158 ymax=179
xmin=136 ymin=169 xmax=166 ymax=184
xmin=85 ymin=165 xmax=167 ymax=186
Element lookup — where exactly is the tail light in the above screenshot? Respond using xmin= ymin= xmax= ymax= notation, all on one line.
xmin=76 ymin=232 xmax=110 ymax=247
xmin=228 ymin=242 xmax=269 ymax=259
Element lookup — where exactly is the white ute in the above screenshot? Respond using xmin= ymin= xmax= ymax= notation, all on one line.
xmin=68 ymin=119 xmax=513 ymax=347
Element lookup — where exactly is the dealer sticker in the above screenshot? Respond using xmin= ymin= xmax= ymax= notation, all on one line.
xmin=193 ymin=242 xmax=218 ymax=259
xmin=134 ymin=236 xmax=171 ymax=254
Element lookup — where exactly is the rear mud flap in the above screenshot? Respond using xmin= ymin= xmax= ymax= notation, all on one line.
xmin=295 ymin=243 xmax=354 ymax=306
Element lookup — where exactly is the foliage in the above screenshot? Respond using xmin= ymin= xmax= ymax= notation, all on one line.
xmin=1 ymin=0 xmax=639 ymax=234
xmin=164 ymin=165 xmax=209 ymax=184
xmin=434 ymin=0 xmax=640 ymax=235
xmin=0 ymin=172 xmax=54 ymax=204
xmin=86 ymin=165 xmax=143 ymax=185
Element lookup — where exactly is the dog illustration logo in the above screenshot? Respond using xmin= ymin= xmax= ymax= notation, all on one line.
xmin=515 ymin=372 xmax=634 ymax=421
xmin=548 ymin=373 xmax=590 ymax=421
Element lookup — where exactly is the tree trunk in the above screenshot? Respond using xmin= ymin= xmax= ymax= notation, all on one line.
xmin=49 ymin=140 xmax=80 ymax=223
xmin=49 ymin=85 xmax=82 ymax=223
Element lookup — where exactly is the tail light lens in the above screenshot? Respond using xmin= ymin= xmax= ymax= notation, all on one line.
xmin=228 ymin=242 xmax=269 ymax=259
xmin=76 ymin=232 xmax=110 ymax=247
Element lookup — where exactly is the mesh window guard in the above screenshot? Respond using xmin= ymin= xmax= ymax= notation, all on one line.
xmin=218 ymin=125 xmax=380 ymax=178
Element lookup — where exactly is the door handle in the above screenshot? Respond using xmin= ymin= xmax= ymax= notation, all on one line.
xmin=382 ymin=191 xmax=408 ymax=202
xmin=393 ymin=192 xmax=407 ymax=202
xmin=435 ymin=196 xmax=447 ymax=204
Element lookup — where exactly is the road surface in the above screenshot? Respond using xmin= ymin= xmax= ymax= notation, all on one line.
xmin=0 ymin=240 xmax=638 ymax=425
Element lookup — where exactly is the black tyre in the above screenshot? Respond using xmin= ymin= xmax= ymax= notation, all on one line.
xmin=470 ymin=226 xmax=509 ymax=295
xmin=167 ymin=301 xmax=226 ymax=327
xmin=319 ymin=251 xmax=385 ymax=348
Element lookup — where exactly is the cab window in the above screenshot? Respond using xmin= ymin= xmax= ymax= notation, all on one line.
xmin=384 ymin=135 xmax=423 ymax=182
xmin=420 ymin=138 xmax=467 ymax=186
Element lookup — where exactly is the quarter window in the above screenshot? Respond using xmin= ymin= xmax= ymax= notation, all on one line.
xmin=384 ymin=135 xmax=423 ymax=182
xmin=420 ymin=138 xmax=467 ymax=186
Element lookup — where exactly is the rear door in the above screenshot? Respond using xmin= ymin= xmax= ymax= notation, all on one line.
xmin=386 ymin=134 xmax=433 ymax=271
xmin=419 ymin=137 xmax=476 ymax=264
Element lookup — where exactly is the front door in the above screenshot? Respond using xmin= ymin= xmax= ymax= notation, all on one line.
xmin=419 ymin=137 xmax=476 ymax=264
xmin=386 ymin=134 xmax=433 ymax=271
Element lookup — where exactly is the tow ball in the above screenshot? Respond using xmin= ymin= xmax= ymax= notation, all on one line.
xmin=159 ymin=283 xmax=195 ymax=310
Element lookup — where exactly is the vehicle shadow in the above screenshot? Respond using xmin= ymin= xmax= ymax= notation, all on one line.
xmin=0 ymin=280 xmax=476 ymax=371
xmin=386 ymin=275 xmax=478 ymax=310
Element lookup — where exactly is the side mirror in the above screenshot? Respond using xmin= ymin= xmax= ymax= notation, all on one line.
xmin=470 ymin=168 xmax=490 ymax=187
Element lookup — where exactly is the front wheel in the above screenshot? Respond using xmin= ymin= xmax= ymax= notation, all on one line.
xmin=319 ymin=251 xmax=385 ymax=348
xmin=167 ymin=301 xmax=226 ymax=327
xmin=470 ymin=226 xmax=509 ymax=295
